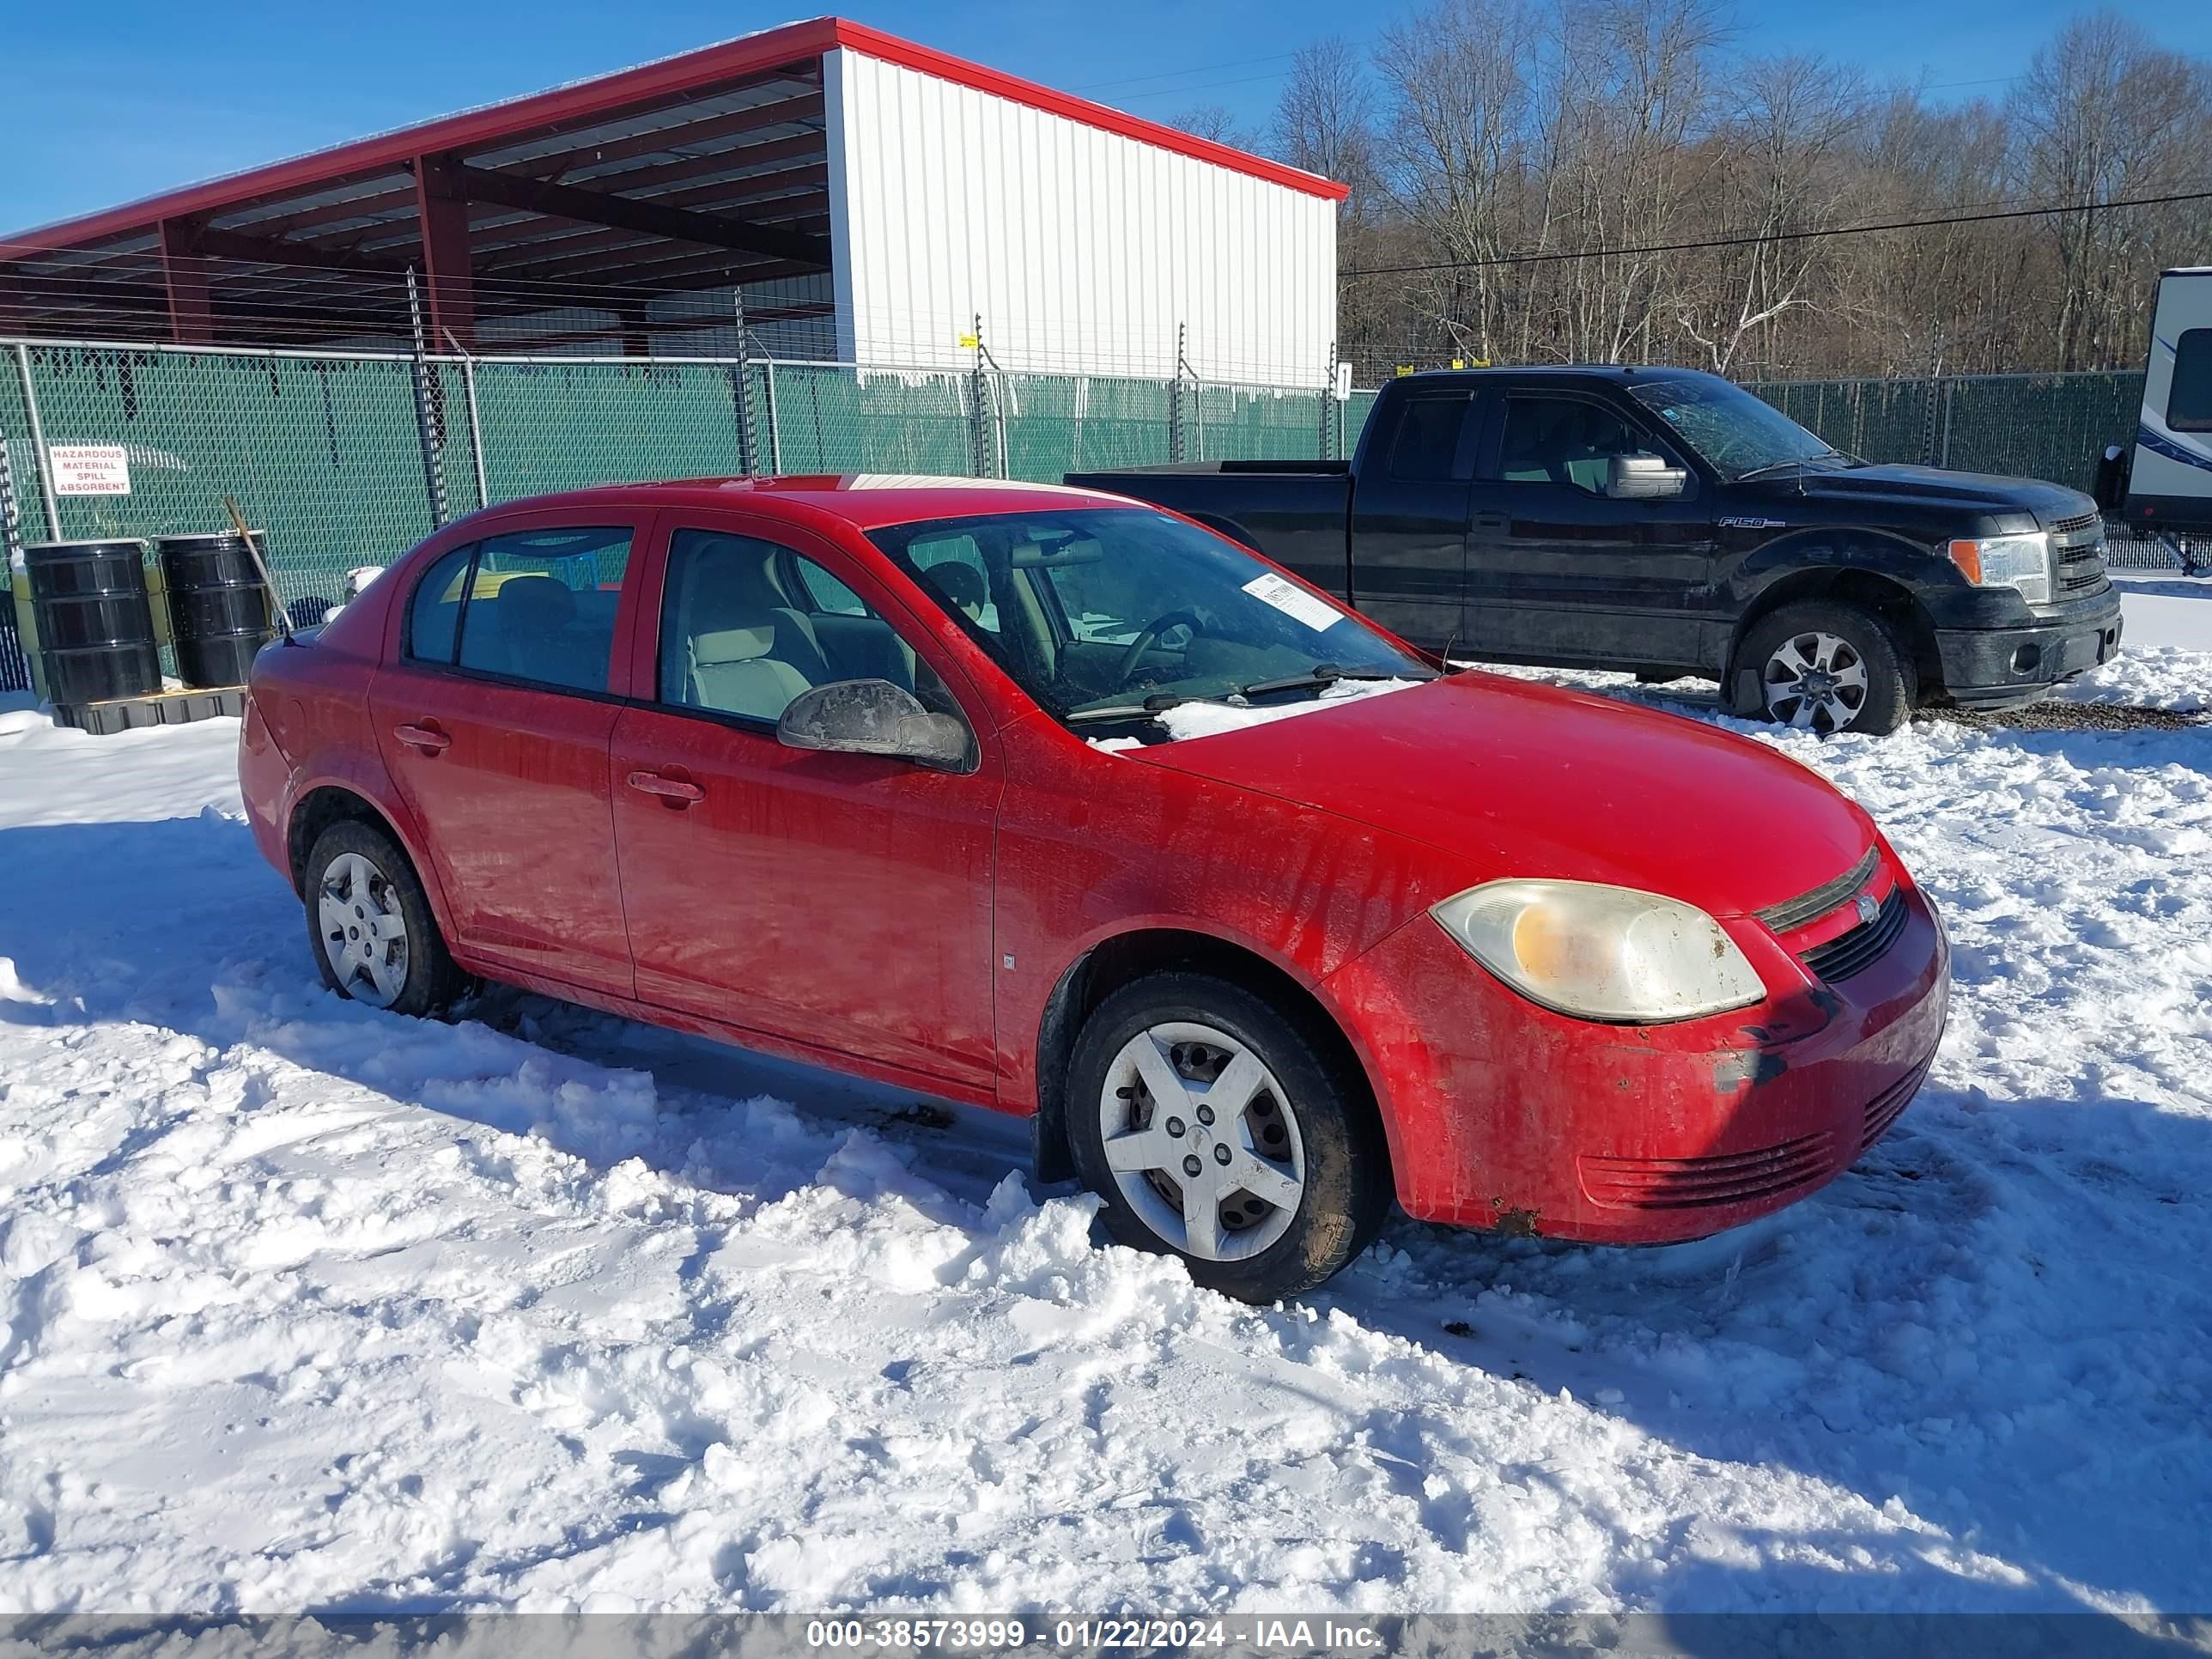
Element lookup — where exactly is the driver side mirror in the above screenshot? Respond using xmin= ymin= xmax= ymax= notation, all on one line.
xmin=1606 ymin=452 xmax=1689 ymax=501
xmin=775 ymin=678 xmax=973 ymax=770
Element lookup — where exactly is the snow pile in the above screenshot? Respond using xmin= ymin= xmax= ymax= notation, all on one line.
xmin=3 ymin=638 xmax=2211 ymax=1614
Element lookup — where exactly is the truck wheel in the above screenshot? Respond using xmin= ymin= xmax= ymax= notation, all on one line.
xmin=302 ymin=820 xmax=467 ymax=1017
xmin=1068 ymin=971 xmax=1392 ymax=1304
xmin=1736 ymin=602 xmax=1914 ymax=736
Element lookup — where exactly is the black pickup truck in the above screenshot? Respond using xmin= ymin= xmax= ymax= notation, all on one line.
xmin=1069 ymin=366 xmax=2124 ymax=733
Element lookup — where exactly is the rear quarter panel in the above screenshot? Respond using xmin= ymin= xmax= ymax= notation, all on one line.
xmin=244 ymin=545 xmax=454 ymax=935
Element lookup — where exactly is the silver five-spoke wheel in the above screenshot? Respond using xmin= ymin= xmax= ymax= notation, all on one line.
xmin=1763 ymin=629 xmax=1870 ymax=732
xmin=317 ymin=849 xmax=410 ymax=1008
xmin=1097 ymin=1020 xmax=1306 ymax=1262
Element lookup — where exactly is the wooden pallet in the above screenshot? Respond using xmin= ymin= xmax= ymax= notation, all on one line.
xmin=53 ymin=684 xmax=246 ymax=737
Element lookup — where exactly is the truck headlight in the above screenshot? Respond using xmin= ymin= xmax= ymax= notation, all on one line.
xmin=1430 ymin=880 xmax=1766 ymax=1023
xmin=1948 ymin=532 xmax=2051 ymax=604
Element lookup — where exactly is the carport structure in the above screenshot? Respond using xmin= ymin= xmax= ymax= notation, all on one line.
xmin=0 ymin=17 xmax=1344 ymax=380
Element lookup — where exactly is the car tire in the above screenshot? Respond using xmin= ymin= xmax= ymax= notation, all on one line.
xmin=1067 ymin=970 xmax=1392 ymax=1303
xmin=1736 ymin=601 xmax=1915 ymax=735
xmin=302 ymin=819 xmax=467 ymax=1017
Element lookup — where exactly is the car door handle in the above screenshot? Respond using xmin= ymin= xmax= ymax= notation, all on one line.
xmin=1469 ymin=511 xmax=1510 ymax=534
xmin=626 ymin=770 xmax=705 ymax=804
xmin=393 ymin=722 xmax=452 ymax=754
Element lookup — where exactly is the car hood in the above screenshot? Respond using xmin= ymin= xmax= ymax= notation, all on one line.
xmin=1756 ymin=462 xmax=2095 ymax=527
xmin=1130 ymin=675 xmax=1877 ymax=920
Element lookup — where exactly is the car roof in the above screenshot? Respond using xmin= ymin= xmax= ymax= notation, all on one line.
xmin=460 ymin=474 xmax=1139 ymax=533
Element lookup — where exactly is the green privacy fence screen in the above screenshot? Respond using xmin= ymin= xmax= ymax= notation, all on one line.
xmin=0 ymin=336 xmax=2145 ymax=616
xmin=1742 ymin=370 xmax=2143 ymax=495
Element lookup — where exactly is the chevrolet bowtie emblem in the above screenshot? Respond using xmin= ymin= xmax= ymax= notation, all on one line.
xmin=1855 ymin=892 xmax=1881 ymax=926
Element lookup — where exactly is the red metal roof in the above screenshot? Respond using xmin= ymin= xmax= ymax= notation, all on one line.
xmin=2 ymin=16 xmax=1343 ymax=260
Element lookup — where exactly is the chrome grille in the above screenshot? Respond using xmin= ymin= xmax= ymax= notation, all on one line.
xmin=2049 ymin=510 xmax=2101 ymax=537
xmin=1802 ymin=887 xmax=1909 ymax=981
xmin=1754 ymin=848 xmax=1880 ymax=934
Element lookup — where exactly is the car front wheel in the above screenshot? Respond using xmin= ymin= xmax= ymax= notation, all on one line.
xmin=1737 ymin=601 xmax=1915 ymax=735
xmin=1067 ymin=971 xmax=1391 ymax=1303
xmin=302 ymin=820 xmax=465 ymax=1017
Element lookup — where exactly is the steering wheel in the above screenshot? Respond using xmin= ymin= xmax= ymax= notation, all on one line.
xmin=1114 ymin=610 xmax=1207 ymax=688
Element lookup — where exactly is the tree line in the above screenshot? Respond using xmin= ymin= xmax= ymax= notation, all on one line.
xmin=1170 ymin=3 xmax=2212 ymax=383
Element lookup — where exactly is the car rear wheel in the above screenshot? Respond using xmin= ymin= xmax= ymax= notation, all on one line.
xmin=1738 ymin=601 xmax=1914 ymax=735
xmin=1067 ymin=971 xmax=1391 ymax=1303
xmin=303 ymin=820 xmax=465 ymax=1017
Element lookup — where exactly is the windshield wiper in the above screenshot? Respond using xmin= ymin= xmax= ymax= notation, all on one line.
xmin=1065 ymin=693 xmax=1188 ymax=725
xmin=1237 ymin=663 xmax=1435 ymax=697
xmin=1736 ymin=449 xmax=1849 ymax=481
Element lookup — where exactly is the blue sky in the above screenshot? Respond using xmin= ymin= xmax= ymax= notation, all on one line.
xmin=3 ymin=0 xmax=2208 ymax=233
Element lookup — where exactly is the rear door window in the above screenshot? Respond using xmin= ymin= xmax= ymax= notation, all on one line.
xmin=2169 ymin=329 xmax=2212 ymax=433
xmin=1387 ymin=392 xmax=1478 ymax=481
xmin=405 ymin=544 xmax=475 ymax=665
xmin=450 ymin=527 xmax=633 ymax=693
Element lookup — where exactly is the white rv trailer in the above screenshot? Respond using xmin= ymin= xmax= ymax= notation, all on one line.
xmin=2112 ymin=267 xmax=2212 ymax=555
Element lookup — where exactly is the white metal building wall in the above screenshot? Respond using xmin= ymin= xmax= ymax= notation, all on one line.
xmin=823 ymin=46 xmax=1338 ymax=385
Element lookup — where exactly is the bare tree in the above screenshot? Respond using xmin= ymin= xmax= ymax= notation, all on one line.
xmin=1165 ymin=105 xmax=1259 ymax=149
xmin=2013 ymin=12 xmax=2209 ymax=369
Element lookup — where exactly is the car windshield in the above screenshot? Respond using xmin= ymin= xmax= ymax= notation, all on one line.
xmin=867 ymin=507 xmax=1433 ymax=730
xmin=1626 ymin=376 xmax=1850 ymax=480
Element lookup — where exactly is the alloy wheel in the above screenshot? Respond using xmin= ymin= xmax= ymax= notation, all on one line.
xmin=317 ymin=850 xmax=410 ymax=1008
xmin=1096 ymin=1020 xmax=1307 ymax=1262
xmin=1763 ymin=629 xmax=1871 ymax=732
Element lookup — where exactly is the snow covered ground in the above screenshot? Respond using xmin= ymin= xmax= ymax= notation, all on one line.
xmin=1 ymin=580 xmax=2209 ymax=1618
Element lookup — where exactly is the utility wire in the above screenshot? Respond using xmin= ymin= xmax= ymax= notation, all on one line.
xmin=1345 ymin=185 xmax=2212 ymax=276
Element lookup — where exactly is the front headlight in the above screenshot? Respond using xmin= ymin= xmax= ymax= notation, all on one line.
xmin=1430 ymin=880 xmax=1767 ymax=1023
xmin=1948 ymin=532 xmax=2051 ymax=604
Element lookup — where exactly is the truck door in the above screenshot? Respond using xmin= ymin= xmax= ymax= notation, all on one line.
xmin=1345 ymin=385 xmax=1480 ymax=653
xmin=1466 ymin=391 xmax=1717 ymax=671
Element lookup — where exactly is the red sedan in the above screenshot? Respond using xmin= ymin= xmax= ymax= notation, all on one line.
xmin=239 ymin=477 xmax=1948 ymax=1302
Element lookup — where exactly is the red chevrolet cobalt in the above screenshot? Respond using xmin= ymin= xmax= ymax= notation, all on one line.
xmin=240 ymin=477 xmax=1948 ymax=1301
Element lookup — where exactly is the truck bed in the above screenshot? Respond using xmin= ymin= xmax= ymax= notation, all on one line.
xmin=1066 ymin=463 xmax=1354 ymax=599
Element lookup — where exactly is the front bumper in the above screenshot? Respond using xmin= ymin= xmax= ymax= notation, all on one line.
xmin=1934 ymin=588 xmax=2124 ymax=707
xmin=1323 ymin=872 xmax=1949 ymax=1243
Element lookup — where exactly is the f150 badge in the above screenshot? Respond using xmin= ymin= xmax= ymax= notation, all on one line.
xmin=1719 ymin=515 xmax=1789 ymax=529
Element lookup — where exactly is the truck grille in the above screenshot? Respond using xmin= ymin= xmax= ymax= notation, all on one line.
xmin=1753 ymin=848 xmax=1881 ymax=934
xmin=1581 ymin=1131 xmax=1838 ymax=1210
xmin=1801 ymin=887 xmax=1909 ymax=981
xmin=2050 ymin=514 xmax=2109 ymax=595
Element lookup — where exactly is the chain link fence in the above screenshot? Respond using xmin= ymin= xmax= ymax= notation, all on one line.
xmin=0 ymin=339 xmax=2182 ymax=700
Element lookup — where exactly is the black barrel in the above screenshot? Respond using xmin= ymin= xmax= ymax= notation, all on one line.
xmin=23 ymin=539 xmax=160 ymax=706
xmin=157 ymin=532 xmax=273 ymax=690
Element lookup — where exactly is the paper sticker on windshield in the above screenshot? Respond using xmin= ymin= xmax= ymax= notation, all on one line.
xmin=1242 ymin=572 xmax=1343 ymax=633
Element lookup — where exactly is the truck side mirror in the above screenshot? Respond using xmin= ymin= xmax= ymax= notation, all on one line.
xmin=1606 ymin=453 xmax=1689 ymax=501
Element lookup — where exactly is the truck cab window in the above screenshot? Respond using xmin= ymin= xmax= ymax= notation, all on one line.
xmin=1501 ymin=398 xmax=1648 ymax=494
xmin=1387 ymin=394 xmax=1476 ymax=482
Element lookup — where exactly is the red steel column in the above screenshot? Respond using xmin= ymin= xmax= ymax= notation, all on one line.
xmin=413 ymin=154 xmax=476 ymax=349
xmin=159 ymin=218 xmax=214 ymax=343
